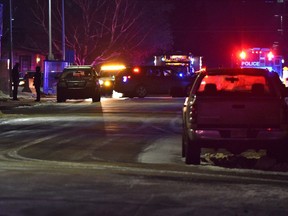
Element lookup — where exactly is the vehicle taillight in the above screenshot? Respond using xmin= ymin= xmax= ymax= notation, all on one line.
xmin=133 ymin=67 xmax=140 ymax=73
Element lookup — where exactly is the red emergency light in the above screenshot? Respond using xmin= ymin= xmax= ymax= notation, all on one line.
xmin=239 ymin=51 xmax=246 ymax=60
xmin=251 ymin=50 xmax=262 ymax=54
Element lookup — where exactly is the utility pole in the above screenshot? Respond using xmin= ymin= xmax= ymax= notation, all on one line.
xmin=62 ymin=0 xmax=65 ymax=61
xmin=0 ymin=4 xmax=3 ymax=59
xmin=9 ymin=0 xmax=13 ymax=96
xmin=48 ymin=0 xmax=54 ymax=60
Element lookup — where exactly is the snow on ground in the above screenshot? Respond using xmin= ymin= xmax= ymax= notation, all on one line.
xmin=139 ymin=136 xmax=288 ymax=172
xmin=0 ymin=90 xmax=9 ymax=100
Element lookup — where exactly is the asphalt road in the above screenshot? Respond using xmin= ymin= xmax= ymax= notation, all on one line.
xmin=0 ymin=96 xmax=288 ymax=215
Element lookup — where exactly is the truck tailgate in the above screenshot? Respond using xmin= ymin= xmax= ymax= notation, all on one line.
xmin=196 ymin=97 xmax=282 ymax=127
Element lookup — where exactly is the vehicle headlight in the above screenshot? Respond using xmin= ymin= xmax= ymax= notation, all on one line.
xmin=103 ymin=80 xmax=111 ymax=87
xmin=19 ymin=80 xmax=25 ymax=86
xmin=99 ymin=80 xmax=112 ymax=87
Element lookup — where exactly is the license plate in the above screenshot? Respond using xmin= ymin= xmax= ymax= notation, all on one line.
xmin=231 ymin=130 xmax=246 ymax=138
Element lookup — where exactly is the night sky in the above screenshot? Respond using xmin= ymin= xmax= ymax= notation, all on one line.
xmin=0 ymin=0 xmax=285 ymax=68
xmin=170 ymin=0 xmax=284 ymax=67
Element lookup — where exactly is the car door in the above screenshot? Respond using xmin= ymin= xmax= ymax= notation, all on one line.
xmin=141 ymin=67 xmax=161 ymax=94
xmin=161 ymin=68 xmax=175 ymax=92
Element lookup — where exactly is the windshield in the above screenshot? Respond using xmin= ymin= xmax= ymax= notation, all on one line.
xmin=196 ymin=74 xmax=275 ymax=96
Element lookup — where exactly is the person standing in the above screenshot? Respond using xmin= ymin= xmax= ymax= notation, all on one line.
xmin=11 ymin=62 xmax=20 ymax=100
xmin=33 ymin=66 xmax=42 ymax=102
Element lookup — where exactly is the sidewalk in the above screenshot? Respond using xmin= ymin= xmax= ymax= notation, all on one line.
xmin=0 ymin=89 xmax=56 ymax=113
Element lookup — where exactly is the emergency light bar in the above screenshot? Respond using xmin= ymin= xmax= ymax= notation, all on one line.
xmin=239 ymin=50 xmax=274 ymax=61
xmin=101 ymin=64 xmax=126 ymax=71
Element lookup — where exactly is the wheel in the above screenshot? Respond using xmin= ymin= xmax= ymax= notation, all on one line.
xmin=92 ymin=92 xmax=101 ymax=102
xmin=135 ymin=85 xmax=147 ymax=98
xmin=185 ymin=135 xmax=201 ymax=165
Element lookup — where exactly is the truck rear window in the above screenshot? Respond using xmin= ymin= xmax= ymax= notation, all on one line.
xmin=196 ymin=74 xmax=274 ymax=96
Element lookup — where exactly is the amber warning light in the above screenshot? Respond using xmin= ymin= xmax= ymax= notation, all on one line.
xmin=101 ymin=64 xmax=126 ymax=71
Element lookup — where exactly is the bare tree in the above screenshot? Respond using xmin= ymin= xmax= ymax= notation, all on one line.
xmin=28 ymin=0 xmax=173 ymax=65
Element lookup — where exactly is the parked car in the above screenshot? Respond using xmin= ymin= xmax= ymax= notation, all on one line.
xmin=182 ymin=68 xmax=288 ymax=165
xmin=56 ymin=65 xmax=101 ymax=102
xmin=19 ymin=71 xmax=38 ymax=86
xmin=114 ymin=66 xmax=196 ymax=98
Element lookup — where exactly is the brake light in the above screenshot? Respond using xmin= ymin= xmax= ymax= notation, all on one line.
xmin=133 ymin=67 xmax=140 ymax=73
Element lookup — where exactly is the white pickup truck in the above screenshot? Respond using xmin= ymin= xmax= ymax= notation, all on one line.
xmin=182 ymin=68 xmax=288 ymax=165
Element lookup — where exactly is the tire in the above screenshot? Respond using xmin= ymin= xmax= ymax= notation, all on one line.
xmin=185 ymin=135 xmax=201 ymax=165
xmin=92 ymin=92 xmax=101 ymax=102
xmin=135 ymin=85 xmax=147 ymax=98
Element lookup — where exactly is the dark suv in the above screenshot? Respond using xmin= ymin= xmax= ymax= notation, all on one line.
xmin=114 ymin=66 xmax=196 ymax=98
xmin=56 ymin=65 xmax=101 ymax=102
